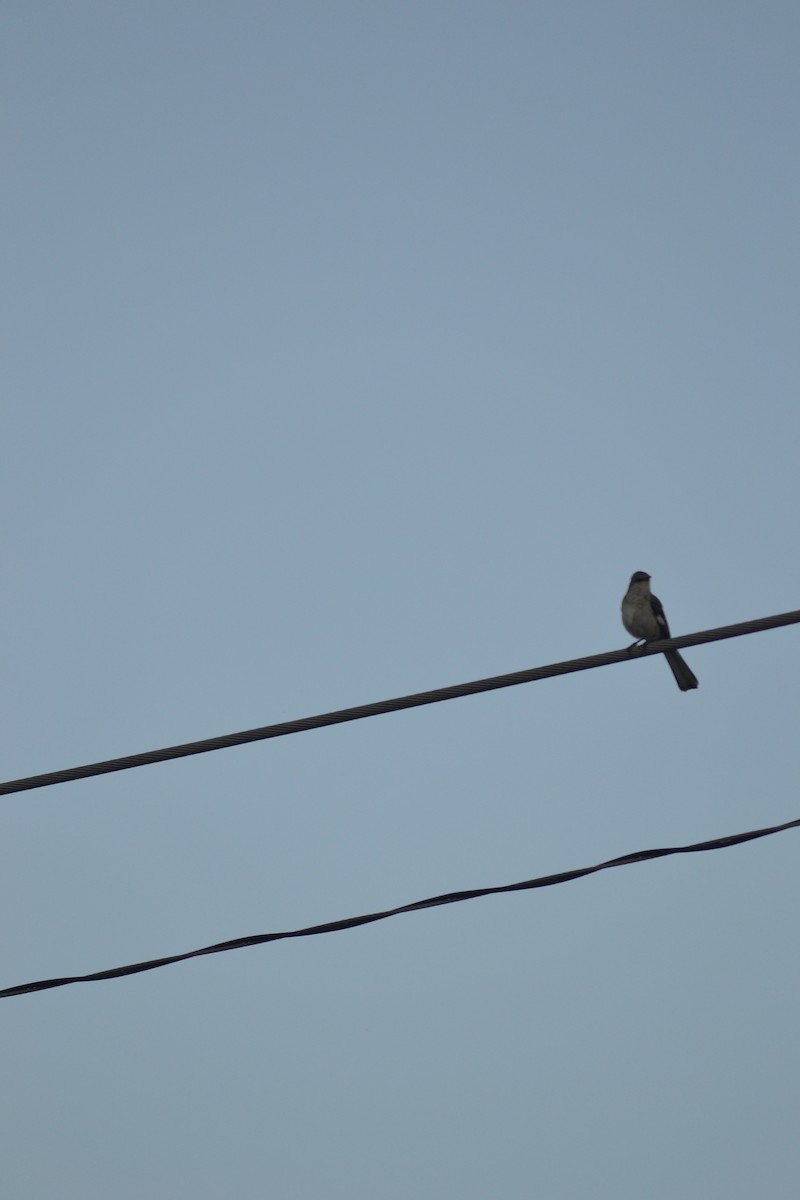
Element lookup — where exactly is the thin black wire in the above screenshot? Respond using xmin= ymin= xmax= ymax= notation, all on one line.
xmin=2 ymin=608 xmax=799 ymax=798
xmin=2 ymin=813 xmax=797 ymax=998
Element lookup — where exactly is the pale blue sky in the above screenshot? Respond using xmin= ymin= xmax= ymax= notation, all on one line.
xmin=4 ymin=3 xmax=800 ymax=1196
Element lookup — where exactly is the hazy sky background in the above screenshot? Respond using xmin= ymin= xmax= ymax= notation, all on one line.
xmin=4 ymin=3 xmax=799 ymax=1196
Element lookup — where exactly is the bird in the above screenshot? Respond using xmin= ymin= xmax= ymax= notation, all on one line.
xmin=621 ymin=571 xmax=698 ymax=692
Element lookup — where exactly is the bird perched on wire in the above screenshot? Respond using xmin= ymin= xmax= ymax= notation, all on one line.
xmin=621 ymin=571 xmax=698 ymax=692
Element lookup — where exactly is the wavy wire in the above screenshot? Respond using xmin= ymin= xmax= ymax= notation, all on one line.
xmin=3 ymin=814 xmax=798 ymax=998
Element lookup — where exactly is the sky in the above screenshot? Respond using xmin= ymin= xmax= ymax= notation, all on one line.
xmin=4 ymin=2 xmax=800 ymax=1196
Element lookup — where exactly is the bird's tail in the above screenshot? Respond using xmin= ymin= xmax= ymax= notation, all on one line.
xmin=664 ymin=650 xmax=699 ymax=692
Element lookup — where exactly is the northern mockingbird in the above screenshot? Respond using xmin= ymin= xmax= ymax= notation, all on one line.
xmin=621 ymin=571 xmax=698 ymax=692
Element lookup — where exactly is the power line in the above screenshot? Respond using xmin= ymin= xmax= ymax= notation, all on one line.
xmin=2 ymin=813 xmax=797 ymax=999
xmin=2 ymin=607 xmax=798 ymax=798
